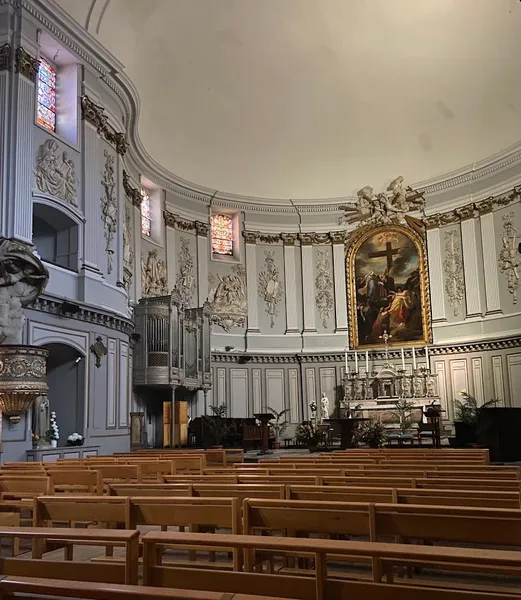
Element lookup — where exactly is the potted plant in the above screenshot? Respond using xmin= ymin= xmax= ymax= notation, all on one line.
xmin=202 ymin=404 xmax=230 ymax=448
xmin=67 ymin=433 xmax=84 ymax=447
xmin=267 ymin=406 xmax=289 ymax=450
xmin=31 ymin=432 xmax=40 ymax=448
xmin=454 ymin=391 xmax=498 ymax=446
xmin=295 ymin=421 xmax=327 ymax=453
xmin=46 ymin=411 xmax=59 ymax=448
xmin=390 ymin=399 xmax=416 ymax=434
xmin=359 ymin=420 xmax=387 ymax=448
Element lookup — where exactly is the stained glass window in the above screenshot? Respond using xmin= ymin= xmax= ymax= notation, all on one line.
xmin=141 ymin=189 xmax=151 ymax=236
xmin=37 ymin=57 xmax=57 ymax=132
xmin=211 ymin=214 xmax=233 ymax=255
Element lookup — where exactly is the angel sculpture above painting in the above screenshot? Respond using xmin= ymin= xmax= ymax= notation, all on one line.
xmin=341 ymin=176 xmax=426 ymax=228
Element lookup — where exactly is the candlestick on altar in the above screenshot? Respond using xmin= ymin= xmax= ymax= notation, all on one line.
xmin=412 ymin=347 xmax=417 ymax=369
xmin=344 ymin=347 xmax=348 ymax=371
xmin=401 ymin=348 xmax=405 ymax=369
xmin=354 ymin=351 xmax=359 ymax=373
xmin=425 ymin=345 xmax=430 ymax=368
xmin=365 ymin=351 xmax=369 ymax=373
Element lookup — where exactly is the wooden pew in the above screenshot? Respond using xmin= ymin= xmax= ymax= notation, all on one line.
xmin=108 ymin=484 xmax=194 ymax=497
xmin=0 ymin=526 xmax=139 ymax=584
xmin=0 ymin=576 xmax=286 ymax=600
xmin=0 ymin=476 xmax=53 ymax=499
xmin=48 ymin=470 xmax=104 ymax=495
xmin=142 ymin=531 xmax=521 ymax=599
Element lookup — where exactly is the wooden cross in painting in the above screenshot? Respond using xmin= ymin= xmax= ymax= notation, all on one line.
xmin=368 ymin=240 xmax=401 ymax=271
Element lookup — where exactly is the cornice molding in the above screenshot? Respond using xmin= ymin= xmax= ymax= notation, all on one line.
xmin=163 ymin=209 xmax=209 ymax=236
xmin=31 ymin=294 xmax=134 ymax=336
xmin=14 ymin=46 xmax=38 ymax=82
xmin=28 ymin=1 xmax=521 ymax=215
xmin=212 ymin=336 xmax=521 ymax=364
xmin=122 ymin=170 xmax=142 ymax=208
xmin=81 ymin=95 xmax=128 ymax=155
xmin=243 ymin=231 xmax=346 ymax=245
xmin=0 ymin=43 xmax=12 ymax=72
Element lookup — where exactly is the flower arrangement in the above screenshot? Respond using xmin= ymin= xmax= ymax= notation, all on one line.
xmin=295 ymin=421 xmax=327 ymax=452
xmin=358 ymin=420 xmax=387 ymax=448
xmin=31 ymin=432 xmax=40 ymax=447
xmin=67 ymin=433 xmax=84 ymax=447
xmin=47 ymin=412 xmax=59 ymax=442
xmin=454 ymin=390 xmax=498 ymax=426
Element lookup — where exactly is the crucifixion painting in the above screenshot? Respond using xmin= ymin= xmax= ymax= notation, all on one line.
xmin=348 ymin=226 xmax=430 ymax=348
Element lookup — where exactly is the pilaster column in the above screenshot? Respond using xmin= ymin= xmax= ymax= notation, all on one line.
xmin=282 ymin=233 xmax=299 ymax=334
xmin=0 ymin=44 xmax=11 ymax=239
xmin=82 ymin=121 xmax=102 ymax=271
xmin=477 ymin=201 xmax=501 ymax=315
xmin=196 ymin=222 xmax=209 ymax=304
xmin=244 ymin=233 xmax=259 ymax=333
xmin=122 ymin=170 xmax=142 ymax=300
xmin=10 ymin=47 xmax=38 ymax=243
xmin=300 ymin=234 xmax=316 ymax=333
xmin=426 ymin=226 xmax=446 ymax=322
xmin=116 ymin=155 xmax=125 ymax=288
xmin=331 ymin=232 xmax=348 ymax=332
xmin=459 ymin=207 xmax=484 ymax=318
xmin=163 ymin=211 xmax=177 ymax=291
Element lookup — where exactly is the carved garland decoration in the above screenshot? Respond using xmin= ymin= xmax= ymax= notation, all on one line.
xmin=122 ymin=170 xmax=143 ymax=207
xmin=15 ymin=47 xmax=39 ymax=82
xmin=258 ymin=250 xmax=284 ymax=328
xmin=0 ymin=43 xmax=12 ymax=72
xmin=443 ymin=230 xmax=465 ymax=316
xmin=315 ymin=249 xmax=334 ymax=328
xmin=100 ymin=150 xmax=118 ymax=274
xmin=498 ymin=212 xmax=520 ymax=304
xmin=81 ymin=95 xmax=129 ymax=155
xmin=176 ymin=237 xmax=196 ymax=307
xmin=163 ymin=210 xmax=209 ymax=236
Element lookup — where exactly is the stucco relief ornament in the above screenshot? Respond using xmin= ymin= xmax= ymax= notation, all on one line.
xmin=35 ymin=139 xmax=77 ymax=205
xmin=176 ymin=237 xmax=196 ymax=307
xmin=443 ymin=230 xmax=465 ymax=316
xmin=340 ymin=176 xmax=425 ymax=229
xmin=141 ymin=249 xmax=167 ymax=298
xmin=498 ymin=212 xmax=520 ymax=304
xmin=315 ymin=249 xmax=334 ymax=328
xmin=122 ymin=204 xmax=134 ymax=291
xmin=208 ymin=265 xmax=247 ymax=332
xmin=258 ymin=251 xmax=283 ymax=328
xmin=100 ymin=150 xmax=118 ymax=274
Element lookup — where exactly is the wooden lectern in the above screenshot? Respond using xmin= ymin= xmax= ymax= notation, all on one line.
xmin=254 ymin=413 xmax=274 ymax=455
xmin=326 ymin=418 xmax=370 ymax=449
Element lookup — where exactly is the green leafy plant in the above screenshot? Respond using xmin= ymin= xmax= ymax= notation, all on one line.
xmin=203 ymin=403 xmax=230 ymax=446
xmin=454 ymin=391 xmax=498 ymax=427
xmin=390 ymin=399 xmax=416 ymax=434
xmin=295 ymin=421 xmax=327 ymax=451
xmin=359 ymin=420 xmax=387 ymax=448
xmin=267 ymin=406 xmax=290 ymax=442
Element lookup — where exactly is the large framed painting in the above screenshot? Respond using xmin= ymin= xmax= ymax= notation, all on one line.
xmin=347 ymin=224 xmax=431 ymax=349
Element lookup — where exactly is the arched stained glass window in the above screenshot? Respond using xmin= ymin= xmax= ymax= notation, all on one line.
xmin=141 ymin=189 xmax=151 ymax=236
xmin=37 ymin=57 xmax=57 ymax=133
xmin=211 ymin=214 xmax=233 ymax=255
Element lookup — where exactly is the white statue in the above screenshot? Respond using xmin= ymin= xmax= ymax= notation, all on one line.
xmin=101 ymin=151 xmax=118 ymax=274
xmin=32 ymin=395 xmax=49 ymax=439
xmin=35 ymin=139 xmax=77 ymax=205
xmin=258 ymin=251 xmax=283 ymax=327
xmin=320 ymin=392 xmax=330 ymax=423
xmin=142 ymin=249 xmax=168 ymax=297
xmin=0 ymin=238 xmax=49 ymax=344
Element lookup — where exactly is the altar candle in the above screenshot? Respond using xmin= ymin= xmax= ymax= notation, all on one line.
xmin=344 ymin=348 xmax=348 ymax=372
xmin=354 ymin=351 xmax=359 ymax=373
xmin=401 ymin=348 xmax=405 ymax=370
xmin=412 ymin=347 xmax=417 ymax=369
xmin=425 ymin=346 xmax=430 ymax=367
xmin=365 ymin=351 xmax=369 ymax=373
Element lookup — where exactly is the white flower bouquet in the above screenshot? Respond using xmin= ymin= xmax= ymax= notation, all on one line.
xmin=67 ymin=432 xmax=84 ymax=447
xmin=47 ymin=412 xmax=59 ymax=441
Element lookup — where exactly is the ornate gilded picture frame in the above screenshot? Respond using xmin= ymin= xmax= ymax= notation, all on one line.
xmin=346 ymin=224 xmax=432 ymax=349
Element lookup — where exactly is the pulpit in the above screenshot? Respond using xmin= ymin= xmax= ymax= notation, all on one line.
xmin=254 ymin=413 xmax=274 ymax=455
xmin=326 ymin=418 xmax=370 ymax=449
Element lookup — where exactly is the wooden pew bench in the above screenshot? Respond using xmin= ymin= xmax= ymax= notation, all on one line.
xmin=0 ymin=576 xmax=285 ymax=600
xmin=142 ymin=531 xmax=521 ymax=599
xmin=48 ymin=470 xmax=104 ymax=495
xmin=0 ymin=526 xmax=138 ymax=584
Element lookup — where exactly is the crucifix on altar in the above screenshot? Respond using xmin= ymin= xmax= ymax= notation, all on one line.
xmin=379 ymin=330 xmax=392 ymax=365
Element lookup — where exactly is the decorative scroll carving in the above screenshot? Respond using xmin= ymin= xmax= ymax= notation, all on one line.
xmin=80 ymin=95 xmax=128 ymax=155
xmin=122 ymin=170 xmax=142 ymax=207
xmin=341 ymin=176 xmax=425 ymax=228
xmin=208 ymin=265 xmax=247 ymax=331
xmin=176 ymin=237 xmax=196 ymax=306
xmin=258 ymin=251 xmax=283 ymax=327
xmin=35 ymin=139 xmax=77 ymax=205
xmin=100 ymin=150 xmax=117 ymax=274
xmin=243 ymin=231 xmax=258 ymax=244
xmin=163 ymin=210 xmax=208 ymax=235
xmin=315 ymin=249 xmax=334 ymax=328
xmin=281 ymin=233 xmax=297 ymax=246
xmin=498 ymin=212 xmax=520 ymax=304
xmin=0 ymin=43 xmax=12 ymax=72
xmin=242 ymin=231 xmax=280 ymax=244
xmin=0 ymin=238 xmax=49 ymax=345
xmin=15 ymin=47 xmax=38 ymax=82
xmin=443 ymin=230 xmax=465 ymax=317
xmin=141 ymin=249 xmax=168 ymax=298
xmin=454 ymin=204 xmax=475 ymax=221
xmin=90 ymin=336 xmax=107 ymax=369
xmin=329 ymin=231 xmax=346 ymax=244
xmin=299 ymin=234 xmax=314 ymax=246
xmin=123 ymin=204 xmax=134 ymax=291
xmin=195 ymin=222 xmax=209 ymax=237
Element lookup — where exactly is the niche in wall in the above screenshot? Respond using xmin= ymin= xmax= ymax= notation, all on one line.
xmin=33 ymin=203 xmax=79 ymax=271
xmin=43 ymin=343 xmax=85 ymax=442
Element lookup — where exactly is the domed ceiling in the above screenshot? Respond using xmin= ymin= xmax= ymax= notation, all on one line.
xmin=58 ymin=0 xmax=521 ymax=200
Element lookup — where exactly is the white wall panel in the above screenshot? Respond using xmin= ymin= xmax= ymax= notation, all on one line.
xmin=507 ymin=353 xmax=521 ymax=408
xmin=252 ymin=369 xmax=262 ymax=416
xmin=305 ymin=368 xmax=316 ymax=420
xmin=492 ymin=356 xmax=505 ymax=405
xmin=434 ymin=360 xmax=450 ymax=420
xmin=106 ymin=339 xmax=117 ymax=428
xmin=216 ymin=368 xmax=226 ymax=408
xmin=288 ymin=368 xmax=300 ymax=423
xmin=266 ymin=369 xmax=285 ymax=414
xmin=118 ymin=341 xmax=129 ymax=427
xmin=471 ymin=357 xmax=484 ymax=406
xmin=230 ymin=369 xmax=248 ymax=418
xmin=449 ymin=359 xmax=469 ymax=420
xmin=319 ymin=367 xmax=336 ymax=418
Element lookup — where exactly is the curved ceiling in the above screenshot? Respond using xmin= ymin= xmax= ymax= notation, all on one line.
xmin=57 ymin=0 xmax=521 ymax=200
